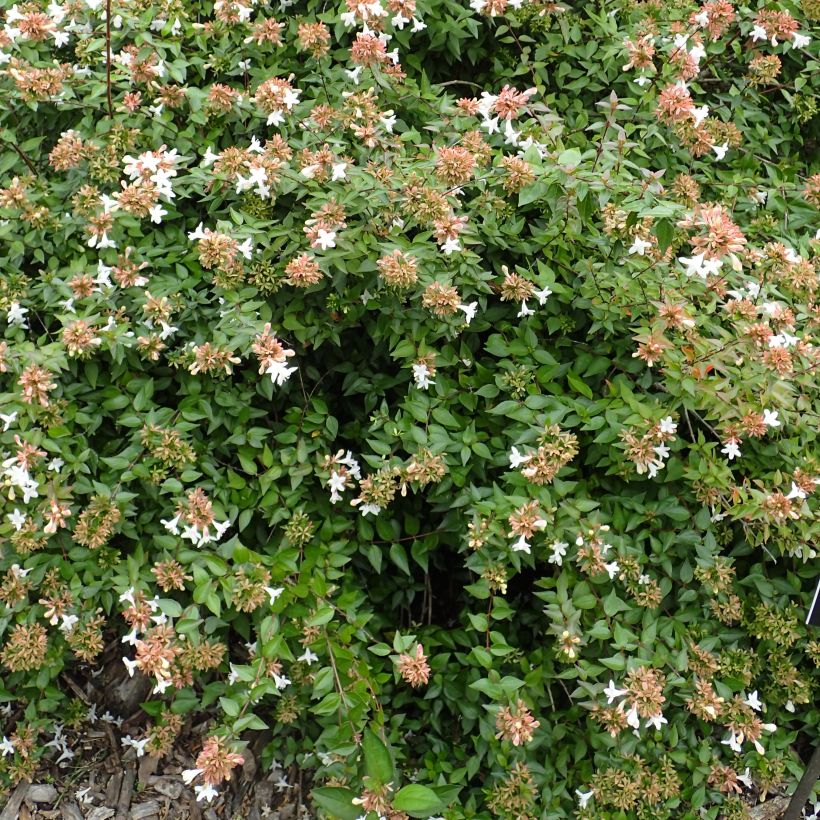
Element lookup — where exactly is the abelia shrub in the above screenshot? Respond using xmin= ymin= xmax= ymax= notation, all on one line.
xmin=0 ymin=0 xmax=819 ymax=816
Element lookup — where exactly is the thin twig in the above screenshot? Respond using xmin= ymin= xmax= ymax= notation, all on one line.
xmin=105 ymin=0 xmax=113 ymax=118
xmin=0 ymin=138 xmax=37 ymax=175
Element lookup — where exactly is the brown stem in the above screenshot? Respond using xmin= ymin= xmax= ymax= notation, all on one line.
xmin=105 ymin=0 xmax=113 ymax=118
xmin=0 ymin=138 xmax=37 ymax=175
xmin=783 ymin=743 xmax=820 ymax=820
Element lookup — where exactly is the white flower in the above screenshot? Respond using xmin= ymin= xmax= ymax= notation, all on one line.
xmin=121 ymin=627 xmax=139 ymax=646
xmin=691 ymin=105 xmax=709 ymax=127
xmin=411 ymin=16 xmax=426 ymax=31
xmin=736 ymin=767 xmax=753 ymax=789
xmin=328 ymin=471 xmax=347 ymax=503
xmin=629 ymin=237 xmax=651 ymax=255
xmin=744 ymin=690 xmax=763 ymax=711
xmin=161 ymin=514 xmax=181 ymax=535
xmin=604 ymin=561 xmax=620 ymax=579
xmin=517 ymin=300 xmax=534 ymax=318
xmin=576 ymin=790 xmax=594 ymax=809
xmin=786 ymin=482 xmax=806 ymax=501
xmin=264 ymin=586 xmax=284 ymax=605
xmin=689 ymin=43 xmax=706 ymax=64
xmin=762 ymin=409 xmax=780 ymax=428
xmin=721 ymin=441 xmax=741 ymax=461
xmin=188 ymin=222 xmax=206 ymax=241
xmin=0 ymin=411 xmax=17 ymax=431
xmin=792 ymin=32 xmax=811 ymax=49
xmin=750 ymin=24 xmax=767 ymax=42
xmin=659 ymin=416 xmax=676 ymax=435
xmin=122 ymin=657 xmax=139 ymax=677
xmin=441 ymin=237 xmax=462 ymax=255
xmin=509 ymin=446 xmax=531 ymax=469
xmin=722 ymin=731 xmax=742 ymax=753
xmin=7 ymin=508 xmax=26 ymax=530
xmin=315 ymin=229 xmax=337 ymax=250
xmin=159 ymin=321 xmax=178 ymax=340
xmin=603 ymin=679 xmax=628 ymax=704
xmin=298 ymin=648 xmax=319 ymax=664
xmin=71 ymin=786 xmax=93 ymax=806
xmin=503 ymin=119 xmax=520 ymax=146
xmin=625 ymin=704 xmax=640 ymax=729
xmin=194 ymin=783 xmax=219 ymax=803
xmin=378 ymin=110 xmax=398 ymax=134
xmin=153 ymin=678 xmax=172 ymax=695
xmin=548 ymin=540 xmax=568 ymax=566
xmin=481 ymin=115 xmax=500 ymax=135
xmin=182 ymin=524 xmax=202 ymax=544
xmin=712 ymin=142 xmax=729 ymax=160
xmin=149 ymin=204 xmax=167 ymax=224
xmin=181 ymin=768 xmax=204 ymax=786
xmin=7 ymin=301 xmax=29 ymax=327
xmin=266 ymin=360 xmax=298 ymax=386
xmin=511 ymin=534 xmax=531 ymax=554
xmin=0 ymin=737 xmax=14 ymax=756
xmin=331 ymin=162 xmax=348 ymax=181
xmin=534 ymin=285 xmax=552 ymax=305
xmin=273 ymin=673 xmax=291 ymax=690
xmin=458 ymin=301 xmax=478 ymax=324
xmin=357 ymin=501 xmax=382 ymax=516
xmin=678 ymin=252 xmax=705 ymax=277
xmin=238 ymin=238 xmax=254 ymax=259
xmin=646 ymin=713 xmax=667 ymax=730
xmin=202 ymin=146 xmax=221 ymax=167
xmin=283 ymin=88 xmax=301 ymax=109
xmin=412 ymin=363 xmax=434 ymax=390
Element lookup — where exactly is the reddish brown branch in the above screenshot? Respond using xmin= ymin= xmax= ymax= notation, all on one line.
xmin=105 ymin=0 xmax=113 ymax=118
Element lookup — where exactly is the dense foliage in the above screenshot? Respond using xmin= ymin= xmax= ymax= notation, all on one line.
xmin=1 ymin=0 xmax=820 ymax=816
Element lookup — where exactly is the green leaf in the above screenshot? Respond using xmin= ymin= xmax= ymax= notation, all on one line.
xmin=655 ymin=218 xmax=674 ymax=252
xmin=567 ymin=369 xmax=594 ymax=400
xmin=311 ymin=787 xmax=361 ymax=820
xmin=557 ymin=148 xmax=583 ymax=168
xmin=603 ymin=588 xmax=630 ymax=616
xmin=362 ymin=728 xmax=394 ymax=786
xmin=392 ymin=784 xmax=445 ymax=817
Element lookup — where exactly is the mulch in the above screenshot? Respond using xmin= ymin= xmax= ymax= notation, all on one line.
xmin=1 ymin=640 xmax=311 ymax=820
xmin=0 ymin=747 xmax=308 ymax=820
xmin=0 ymin=740 xmax=308 ymax=820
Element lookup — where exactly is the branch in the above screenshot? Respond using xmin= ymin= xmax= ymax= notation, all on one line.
xmin=0 ymin=138 xmax=37 ymax=176
xmin=106 ymin=0 xmax=113 ymax=118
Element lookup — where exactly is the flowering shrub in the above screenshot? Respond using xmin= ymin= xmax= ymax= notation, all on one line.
xmin=1 ymin=0 xmax=820 ymax=816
